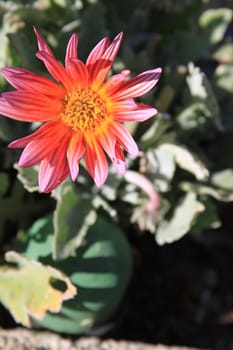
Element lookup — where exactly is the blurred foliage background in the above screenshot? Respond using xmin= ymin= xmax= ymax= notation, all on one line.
xmin=0 ymin=0 xmax=233 ymax=346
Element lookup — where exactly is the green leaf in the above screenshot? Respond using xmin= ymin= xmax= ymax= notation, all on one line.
xmin=0 ymin=179 xmax=52 ymax=245
xmin=53 ymin=185 xmax=97 ymax=260
xmin=191 ymin=198 xmax=221 ymax=233
xmin=0 ymin=172 xmax=9 ymax=196
xmin=141 ymin=114 xmax=172 ymax=149
xmin=0 ymin=251 xmax=76 ymax=327
xmin=20 ymin=214 xmax=54 ymax=260
xmin=121 ymin=46 xmax=150 ymax=75
xmin=78 ymin=2 xmax=107 ymax=60
xmin=160 ymin=27 xmax=207 ymax=65
xmin=156 ymin=192 xmax=204 ymax=245
xmin=21 ymin=215 xmax=132 ymax=334
xmin=199 ymin=8 xmax=233 ymax=44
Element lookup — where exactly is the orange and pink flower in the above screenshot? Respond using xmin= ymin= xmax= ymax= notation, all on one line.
xmin=0 ymin=28 xmax=162 ymax=192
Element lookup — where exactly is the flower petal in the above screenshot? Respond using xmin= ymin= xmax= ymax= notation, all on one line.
xmin=18 ymin=137 xmax=55 ymax=167
xmin=1 ymin=67 xmax=65 ymax=98
xmin=1 ymin=28 xmax=162 ymax=192
xmin=112 ymin=67 xmax=162 ymax=100
xmin=0 ymin=91 xmax=61 ymax=122
xmin=88 ymin=33 xmax=123 ymax=85
xmin=97 ymin=131 xmax=126 ymax=174
xmin=39 ymin=137 xmax=70 ymax=193
xmin=103 ymin=69 xmax=131 ymax=95
xmin=9 ymin=121 xmax=68 ymax=148
xmin=110 ymin=99 xmax=137 ymax=113
xmin=86 ymin=36 xmax=110 ymax=66
xmin=65 ymin=33 xmax=78 ymax=66
xmin=97 ymin=130 xmax=115 ymax=159
xmin=67 ymin=132 xmax=85 ymax=181
xmin=114 ymin=103 xmax=157 ymax=122
xmin=17 ymin=123 xmax=70 ymax=167
xmin=85 ymin=137 xmax=108 ymax=187
xmin=65 ymin=59 xmax=89 ymax=88
xmin=110 ymin=122 xmax=138 ymax=157
xmin=36 ymin=51 xmax=72 ymax=90
xmin=114 ymin=144 xmax=126 ymax=174
xmin=33 ymin=26 xmax=55 ymax=57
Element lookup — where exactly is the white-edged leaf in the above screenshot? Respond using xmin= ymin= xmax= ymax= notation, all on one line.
xmin=214 ymin=63 xmax=233 ymax=94
xmin=181 ymin=181 xmax=233 ymax=202
xmin=199 ymin=8 xmax=233 ymax=44
xmin=211 ymin=169 xmax=233 ymax=191
xmin=156 ymin=192 xmax=204 ymax=245
xmin=14 ymin=164 xmax=39 ymax=193
xmin=147 ymin=147 xmax=176 ymax=192
xmin=187 ymin=63 xmax=207 ymax=98
xmin=159 ymin=143 xmax=209 ymax=181
xmin=53 ymin=185 xmax=97 ymax=260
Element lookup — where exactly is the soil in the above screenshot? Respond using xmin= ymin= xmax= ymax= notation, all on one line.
xmin=110 ymin=204 xmax=233 ymax=350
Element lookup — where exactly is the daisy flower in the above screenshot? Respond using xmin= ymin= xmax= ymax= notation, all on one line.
xmin=0 ymin=28 xmax=162 ymax=193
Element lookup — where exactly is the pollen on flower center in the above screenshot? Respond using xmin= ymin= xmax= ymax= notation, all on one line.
xmin=61 ymin=88 xmax=108 ymax=133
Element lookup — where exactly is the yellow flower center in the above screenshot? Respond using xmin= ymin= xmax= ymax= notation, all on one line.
xmin=61 ymin=88 xmax=107 ymax=133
